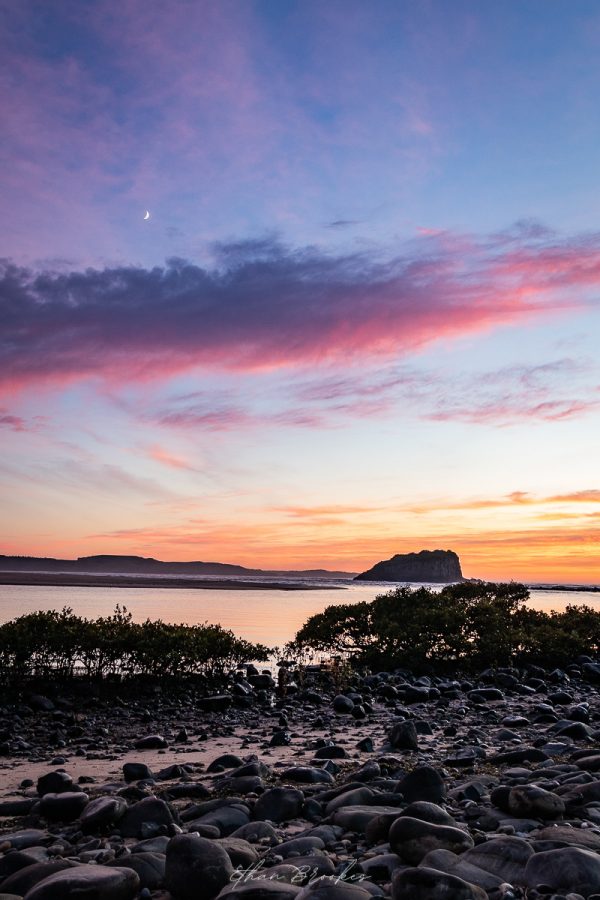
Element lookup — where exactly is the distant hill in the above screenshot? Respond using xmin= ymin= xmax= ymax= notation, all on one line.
xmin=0 ymin=554 xmax=355 ymax=580
xmin=355 ymin=549 xmax=464 ymax=583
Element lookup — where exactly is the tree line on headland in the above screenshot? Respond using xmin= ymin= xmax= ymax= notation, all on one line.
xmin=0 ymin=582 xmax=598 ymax=685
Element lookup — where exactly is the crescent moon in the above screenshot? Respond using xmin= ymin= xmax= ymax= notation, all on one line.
xmin=143 ymin=210 xmax=150 ymax=220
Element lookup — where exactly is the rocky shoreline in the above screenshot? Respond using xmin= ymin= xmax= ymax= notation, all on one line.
xmin=2 ymin=659 xmax=600 ymax=899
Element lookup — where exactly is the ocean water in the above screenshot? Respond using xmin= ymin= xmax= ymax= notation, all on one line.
xmin=0 ymin=579 xmax=597 ymax=649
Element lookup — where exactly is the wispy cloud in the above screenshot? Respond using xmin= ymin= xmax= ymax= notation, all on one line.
xmin=2 ymin=225 xmax=598 ymax=393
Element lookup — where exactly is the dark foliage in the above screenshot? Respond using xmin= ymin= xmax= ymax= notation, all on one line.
xmin=0 ymin=606 xmax=270 ymax=685
xmin=292 ymin=581 xmax=599 ymax=671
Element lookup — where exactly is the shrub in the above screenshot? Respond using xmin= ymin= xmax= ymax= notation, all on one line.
xmin=0 ymin=606 xmax=270 ymax=685
xmin=291 ymin=581 xmax=599 ymax=672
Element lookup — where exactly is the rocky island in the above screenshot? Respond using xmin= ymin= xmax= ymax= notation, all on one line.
xmin=354 ymin=549 xmax=463 ymax=583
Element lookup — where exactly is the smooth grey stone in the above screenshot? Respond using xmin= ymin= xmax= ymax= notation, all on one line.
xmin=123 ymin=762 xmax=153 ymax=782
xmin=23 ymin=864 xmax=139 ymax=900
xmin=280 ymin=767 xmax=333 ymax=785
xmin=419 ymin=849 xmax=504 ymax=891
xmin=39 ymin=791 xmax=88 ymax=822
xmin=326 ymin=788 xmax=374 ymax=814
xmin=532 ymin=826 xmax=600 ymax=851
xmin=230 ymin=821 xmax=280 ymax=845
xmin=461 ymin=836 xmax=533 ymax=884
xmin=392 ymin=866 xmax=487 ymax=900
xmin=254 ymin=788 xmax=304 ymax=823
xmin=215 ymin=837 xmax=259 ymax=867
xmin=80 ymin=796 xmax=127 ymax=832
xmin=389 ymin=816 xmax=473 ymax=864
xmin=36 ymin=771 xmax=74 ymax=796
xmin=331 ymin=805 xmax=403 ymax=833
xmin=400 ymin=801 xmax=456 ymax=826
xmin=131 ymin=836 xmax=170 ymax=854
xmin=1 ymin=861 xmax=78 ymax=896
xmin=134 ymin=734 xmax=167 ymax=750
xmin=165 ymin=833 xmax=233 ymax=900
xmin=190 ymin=805 xmax=250 ymax=835
xmin=508 ymin=785 xmax=565 ymax=819
xmin=207 ymin=754 xmax=245 ymax=772
xmin=219 ymin=881 xmax=300 ymax=900
xmin=395 ymin=766 xmax=446 ymax=804
xmin=275 ymin=836 xmax=325 ymax=857
xmin=111 ymin=852 xmax=165 ymax=890
xmin=0 ymin=830 xmax=49 ymax=851
xmin=332 ymin=695 xmax=354 ymax=714
xmin=119 ymin=796 xmax=176 ymax=838
xmin=525 ymin=846 xmax=600 ymax=894
xmin=296 ymin=883 xmax=372 ymax=900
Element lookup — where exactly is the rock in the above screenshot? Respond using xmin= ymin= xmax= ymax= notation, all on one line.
xmin=207 ymin=754 xmax=244 ymax=772
xmin=314 ymin=745 xmax=347 ymax=759
xmin=123 ymin=762 xmax=153 ymax=782
xmin=198 ymin=694 xmax=232 ymax=712
xmin=532 ymin=826 xmax=600 ymax=852
xmin=39 ymin=791 xmax=88 ymax=822
xmin=165 ymin=833 xmax=233 ymax=900
xmin=23 ymin=864 xmax=139 ymax=899
xmin=332 ymin=805 xmax=404 ymax=833
xmin=119 ymin=796 xmax=176 ymax=838
xmin=189 ymin=804 xmax=249 ymax=835
xmin=355 ymin=549 xmax=463 ymax=582
xmin=419 ymin=849 xmax=505 ymax=893
xmin=508 ymin=785 xmax=565 ymax=819
xmin=275 ymin=836 xmax=325 ymax=857
xmin=326 ymin=787 xmax=374 ymax=814
xmin=332 ymin=695 xmax=354 ymax=714
xmin=80 ymin=795 xmax=127 ymax=831
xmin=230 ymin=821 xmax=280 ymax=845
xmin=134 ymin=734 xmax=167 ymax=750
xmin=218 ymin=881 xmax=300 ymax=900
xmin=296 ymin=884 xmax=372 ymax=900
xmin=280 ymin=767 xmax=333 ymax=785
xmin=36 ymin=771 xmax=74 ymax=796
xmin=389 ymin=816 xmax=474 ymax=864
xmin=0 ymin=830 xmax=49 ymax=851
xmin=253 ymin=788 xmax=304 ymax=823
xmin=215 ymin=837 xmax=259 ymax=868
xmin=400 ymin=801 xmax=456 ymax=826
xmin=392 ymin=866 xmax=487 ymax=900
xmin=388 ymin=720 xmax=419 ymax=751
xmin=111 ymin=852 xmax=166 ymax=890
xmin=525 ymin=846 xmax=600 ymax=894
xmin=396 ymin=766 xmax=446 ymax=804
xmin=0 ymin=861 xmax=78 ymax=897
xmin=461 ymin=836 xmax=533 ymax=884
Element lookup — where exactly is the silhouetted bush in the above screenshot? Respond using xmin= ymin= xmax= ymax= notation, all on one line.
xmin=292 ymin=581 xmax=600 ymax=672
xmin=0 ymin=605 xmax=270 ymax=684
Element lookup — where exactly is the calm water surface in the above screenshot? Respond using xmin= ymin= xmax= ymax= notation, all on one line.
xmin=0 ymin=581 xmax=597 ymax=648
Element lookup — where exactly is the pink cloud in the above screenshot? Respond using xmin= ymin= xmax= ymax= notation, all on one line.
xmin=2 ymin=227 xmax=598 ymax=394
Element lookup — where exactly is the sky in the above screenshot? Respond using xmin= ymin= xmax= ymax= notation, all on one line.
xmin=1 ymin=0 xmax=599 ymax=583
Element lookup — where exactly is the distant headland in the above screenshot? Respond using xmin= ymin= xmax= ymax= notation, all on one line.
xmin=0 ymin=554 xmax=355 ymax=581
xmin=355 ymin=548 xmax=464 ymax=583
